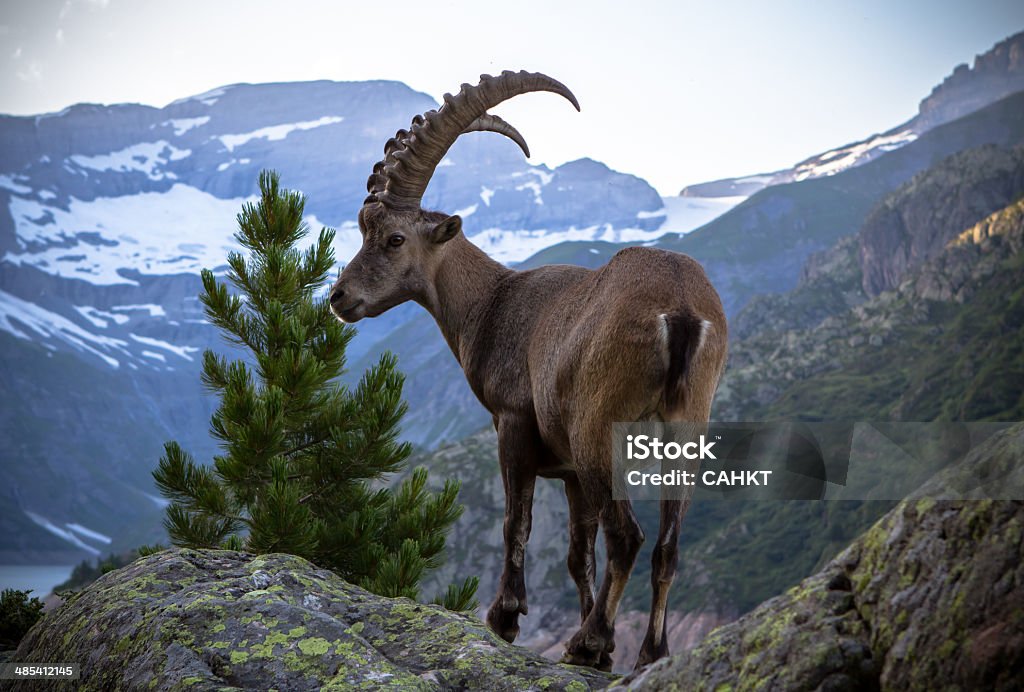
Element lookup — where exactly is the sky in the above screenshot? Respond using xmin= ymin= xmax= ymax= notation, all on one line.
xmin=1 ymin=0 xmax=1023 ymax=195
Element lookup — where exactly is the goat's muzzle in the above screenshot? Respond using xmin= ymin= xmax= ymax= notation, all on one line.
xmin=329 ymin=286 xmax=366 ymax=323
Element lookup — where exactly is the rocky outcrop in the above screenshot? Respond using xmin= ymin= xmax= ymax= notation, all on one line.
xmin=10 ymin=549 xmax=613 ymax=691
xmin=716 ymin=148 xmax=1024 ymax=422
xmin=619 ymin=425 xmax=1024 ymax=691
xmin=916 ymin=31 xmax=1024 ymax=131
xmin=858 ymin=144 xmax=1024 ymax=295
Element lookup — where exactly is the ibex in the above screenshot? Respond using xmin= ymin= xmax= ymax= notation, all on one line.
xmin=330 ymin=71 xmax=727 ymax=670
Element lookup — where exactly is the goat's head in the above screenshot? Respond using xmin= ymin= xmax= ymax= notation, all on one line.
xmin=330 ymin=70 xmax=579 ymax=323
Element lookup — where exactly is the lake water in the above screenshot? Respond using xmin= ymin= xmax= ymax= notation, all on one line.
xmin=0 ymin=565 xmax=77 ymax=597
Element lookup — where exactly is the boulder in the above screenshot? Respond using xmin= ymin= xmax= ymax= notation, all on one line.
xmin=619 ymin=424 xmax=1024 ymax=690
xmin=10 ymin=550 xmax=613 ymax=691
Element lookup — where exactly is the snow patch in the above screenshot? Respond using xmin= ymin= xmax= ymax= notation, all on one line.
xmin=218 ymin=116 xmax=344 ymax=152
xmin=171 ymin=86 xmax=228 ymax=107
xmin=473 ymin=224 xmax=668 ymax=265
xmin=0 ymin=174 xmax=32 ymax=194
xmin=68 ymin=141 xmax=191 ymax=180
xmin=0 ymin=289 xmax=126 ymax=367
xmin=460 ymin=194 xmax=744 ymax=265
xmin=516 ymin=180 xmax=543 ymax=204
xmin=23 ymin=512 xmax=101 ymax=556
xmin=112 ymin=304 xmax=166 ymax=317
xmin=74 ymin=305 xmax=130 ymax=328
xmin=657 ymin=195 xmax=747 ymax=235
xmin=4 ymin=185 xmax=255 ymax=285
xmin=511 ymin=169 xmax=552 ymax=205
xmin=66 ymin=523 xmax=112 ymax=544
xmin=143 ymin=492 xmax=170 ymax=508
xmin=636 ymin=208 xmax=667 ymax=219
xmin=794 ymin=130 xmax=918 ymax=181
xmin=164 ymin=116 xmax=210 ymax=136
xmin=218 ymin=157 xmax=252 ymax=172
xmin=130 ymin=334 xmax=198 ymax=361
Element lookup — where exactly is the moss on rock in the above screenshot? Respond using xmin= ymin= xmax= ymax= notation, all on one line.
xmin=10 ymin=549 xmax=613 ymax=691
xmin=618 ymin=425 xmax=1024 ymax=691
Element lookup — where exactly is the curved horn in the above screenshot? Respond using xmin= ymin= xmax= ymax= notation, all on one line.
xmin=464 ymin=113 xmax=531 ymax=158
xmin=365 ymin=70 xmax=579 ymax=211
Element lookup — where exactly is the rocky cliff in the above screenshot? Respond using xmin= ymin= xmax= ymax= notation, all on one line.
xmin=618 ymin=424 xmax=1024 ymax=691
xmin=859 ymin=144 xmax=1024 ymax=295
xmin=719 ymin=143 xmax=1024 ymax=423
xmin=916 ymin=30 xmax=1024 ymax=131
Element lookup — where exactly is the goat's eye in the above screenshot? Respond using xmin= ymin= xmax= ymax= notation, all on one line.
xmin=387 ymin=234 xmax=405 ymax=248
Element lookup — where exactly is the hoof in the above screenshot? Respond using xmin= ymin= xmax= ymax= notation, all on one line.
xmin=634 ymin=636 xmax=669 ymax=670
xmin=561 ymin=628 xmax=614 ymax=670
xmin=486 ymin=597 xmax=524 ymax=643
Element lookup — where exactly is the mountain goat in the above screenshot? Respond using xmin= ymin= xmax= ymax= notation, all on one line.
xmin=331 ymin=71 xmax=727 ymax=670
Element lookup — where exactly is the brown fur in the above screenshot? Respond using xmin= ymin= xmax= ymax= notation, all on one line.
xmin=332 ymin=209 xmax=727 ymax=670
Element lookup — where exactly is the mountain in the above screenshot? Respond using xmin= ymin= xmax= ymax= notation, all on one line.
xmin=3 ymin=31 xmax=1022 ymax=575
xmin=858 ymin=143 xmax=1024 ymax=294
xmin=679 ymin=29 xmax=1024 ymax=198
xmin=0 ymin=79 xmax=670 ymax=565
xmin=720 ymin=146 xmax=1024 ymax=424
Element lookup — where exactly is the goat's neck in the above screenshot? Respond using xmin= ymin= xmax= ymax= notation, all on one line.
xmin=421 ymin=235 xmax=510 ymax=362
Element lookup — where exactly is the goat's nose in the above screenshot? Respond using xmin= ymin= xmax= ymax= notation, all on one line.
xmin=330 ymin=287 xmax=343 ymax=305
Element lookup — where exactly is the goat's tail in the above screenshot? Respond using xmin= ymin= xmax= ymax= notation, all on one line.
xmin=659 ymin=312 xmax=712 ymax=413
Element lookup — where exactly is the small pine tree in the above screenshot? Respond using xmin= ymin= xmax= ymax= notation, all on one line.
xmin=0 ymin=589 xmax=44 ymax=650
xmin=153 ymin=171 xmax=476 ymax=610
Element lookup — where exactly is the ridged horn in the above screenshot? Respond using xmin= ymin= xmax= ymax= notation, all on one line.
xmin=364 ymin=70 xmax=579 ymax=211
xmin=464 ymin=113 xmax=531 ymax=158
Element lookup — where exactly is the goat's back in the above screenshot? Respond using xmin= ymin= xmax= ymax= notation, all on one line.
xmin=527 ymin=247 xmax=727 ymax=464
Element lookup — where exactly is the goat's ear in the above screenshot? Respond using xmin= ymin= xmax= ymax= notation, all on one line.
xmin=429 ymin=215 xmax=461 ymax=244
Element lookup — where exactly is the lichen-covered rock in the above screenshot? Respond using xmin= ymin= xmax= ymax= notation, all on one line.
xmin=617 ymin=425 xmax=1024 ymax=691
xmin=8 ymin=550 xmax=614 ymax=691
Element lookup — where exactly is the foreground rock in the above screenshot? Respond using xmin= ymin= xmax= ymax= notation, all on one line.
xmin=11 ymin=550 xmax=613 ymax=691
xmin=621 ymin=425 xmax=1024 ymax=691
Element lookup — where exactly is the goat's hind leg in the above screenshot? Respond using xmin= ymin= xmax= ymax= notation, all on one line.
xmin=565 ymin=475 xmax=598 ymax=625
xmin=635 ymin=492 xmax=691 ymax=668
xmin=562 ymin=475 xmax=644 ymax=671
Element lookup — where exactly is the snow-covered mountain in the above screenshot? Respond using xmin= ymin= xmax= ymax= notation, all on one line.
xmin=0 ymin=80 xmax=678 ymax=371
xmin=2 ymin=78 xmax=733 ymax=565
xmin=680 ymin=30 xmax=1024 ymax=199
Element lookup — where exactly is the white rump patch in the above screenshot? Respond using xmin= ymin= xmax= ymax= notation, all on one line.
xmin=658 ymin=314 xmax=712 ymax=371
xmin=698 ymin=319 xmax=712 ymax=353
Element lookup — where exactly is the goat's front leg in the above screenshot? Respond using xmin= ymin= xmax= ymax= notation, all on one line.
xmin=485 ymin=416 xmax=539 ymax=643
